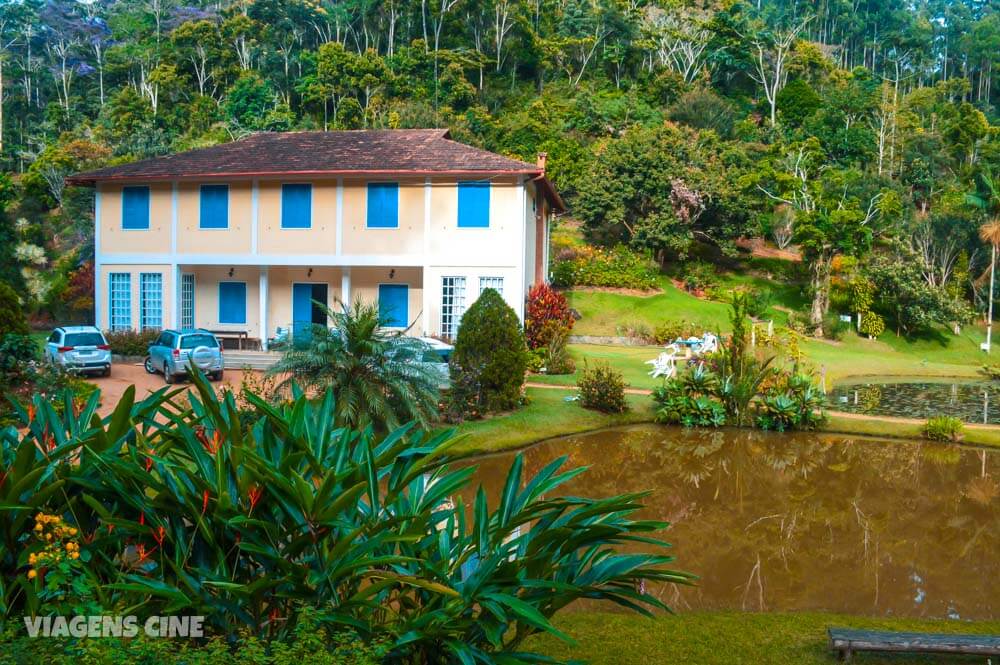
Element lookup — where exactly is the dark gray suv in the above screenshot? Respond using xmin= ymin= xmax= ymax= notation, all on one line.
xmin=144 ymin=329 xmax=224 ymax=384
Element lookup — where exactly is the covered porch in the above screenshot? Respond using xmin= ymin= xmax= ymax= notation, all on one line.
xmin=176 ymin=264 xmax=425 ymax=350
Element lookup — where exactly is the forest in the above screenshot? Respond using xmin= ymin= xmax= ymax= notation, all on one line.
xmin=0 ymin=0 xmax=998 ymax=336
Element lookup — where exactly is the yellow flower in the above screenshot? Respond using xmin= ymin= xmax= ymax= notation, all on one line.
xmin=70 ymin=552 xmax=79 ymax=560
xmin=33 ymin=523 xmax=43 ymax=532
xmin=68 ymin=528 xmax=77 ymax=536
xmin=27 ymin=570 xmax=36 ymax=580
xmin=28 ymin=554 xmax=36 ymax=565
xmin=45 ymin=533 xmax=52 ymax=541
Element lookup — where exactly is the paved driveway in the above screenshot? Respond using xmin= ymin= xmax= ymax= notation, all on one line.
xmin=89 ymin=362 xmax=261 ymax=417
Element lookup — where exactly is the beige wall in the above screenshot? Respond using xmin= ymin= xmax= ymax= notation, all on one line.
xmin=350 ymin=267 xmax=423 ymax=332
xmin=97 ymin=263 xmax=173 ymax=331
xmin=341 ymin=179 xmax=425 ymax=255
xmin=176 ymin=182 xmax=253 ymax=254
xmin=257 ymin=180 xmax=337 ymax=254
xmin=99 ymin=184 xmax=172 ymax=255
xmin=186 ymin=266 xmax=262 ymax=339
xmin=266 ymin=266 xmax=343 ymax=335
xmin=426 ymin=178 xmax=522 ymax=268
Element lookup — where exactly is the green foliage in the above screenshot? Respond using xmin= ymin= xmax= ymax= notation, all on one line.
xmin=103 ymin=328 xmax=160 ymax=356
xmin=776 ymin=79 xmax=822 ymax=126
xmin=0 ymin=374 xmax=690 ymax=662
xmin=822 ymin=313 xmax=850 ymax=341
xmin=652 ymin=366 xmax=727 ymax=428
xmin=449 ymin=289 xmax=528 ymax=416
xmin=864 ymin=251 xmax=973 ymax=335
xmin=551 ymin=246 xmax=658 ymax=290
xmin=981 ymin=364 xmax=1000 ymax=380
xmin=0 ymin=281 xmax=29 ymax=338
xmin=858 ymin=309 xmax=885 ymax=339
xmin=577 ymin=361 xmax=628 ymax=414
xmin=525 ymin=283 xmax=575 ymax=350
xmin=680 ymin=260 xmax=718 ymax=294
xmin=923 ymin=416 xmax=965 ymax=442
xmin=269 ymin=299 xmax=440 ymax=430
xmin=652 ymin=319 xmax=698 ymax=345
xmin=544 ymin=327 xmax=576 ymax=375
xmin=756 ymin=374 xmax=827 ymax=432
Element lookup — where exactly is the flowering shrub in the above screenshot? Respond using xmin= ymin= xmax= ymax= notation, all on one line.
xmin=26 ymin=513 xmax=97 ymax=615
xmin=859 ymin=311 xmax=885 ymax=339
xmin=103 ymin=327 xmax=160 ymax=355
xmin=578 ymin=361 xmax=629 ymax=413
xmin=551 ymin=245 xmax=658 ymax=290
xmin=525 ymin=283 xmax=574 ymax=349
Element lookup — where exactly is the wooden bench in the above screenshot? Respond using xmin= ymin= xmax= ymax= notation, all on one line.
xmin=205 ymin=329 xmax=251 ymax=350
xmin=829 ymin=628 xmax=1000 ymax=661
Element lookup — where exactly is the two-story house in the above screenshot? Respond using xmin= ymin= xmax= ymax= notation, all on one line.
xmin=68 ymin=129 xmax=564 ymax=348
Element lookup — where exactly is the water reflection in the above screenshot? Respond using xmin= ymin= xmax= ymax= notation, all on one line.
xmin=829 ymin=380 xmax=999 ymax=424
xmin=466 ymin=426 xmax=1000 ymax=619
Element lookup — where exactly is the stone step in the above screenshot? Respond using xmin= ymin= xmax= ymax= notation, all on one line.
xmin=224 ymin=351 xmax=281 ymax=371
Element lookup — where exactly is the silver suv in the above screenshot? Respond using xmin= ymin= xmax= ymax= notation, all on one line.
xmin=144 ymin=329 xmax=224 ymax=384
xmin=45 ymin=326 xmax=112 ymax=376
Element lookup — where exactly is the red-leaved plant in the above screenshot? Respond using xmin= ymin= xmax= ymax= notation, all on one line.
xmin=524 ymin=283 xmax=574 ymax=350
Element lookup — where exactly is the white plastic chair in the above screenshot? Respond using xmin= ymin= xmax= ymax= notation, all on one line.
xmin=699 ymin=333 xmax=718 ymax=355
xmin=646 ymin=352 xmax=677 ymax=379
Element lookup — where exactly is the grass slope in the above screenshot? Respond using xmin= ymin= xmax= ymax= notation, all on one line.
xmin=448 ymin=388 xmax=654 ymax=456
xmin=527 ymin=611 xmax=1000 ymax=664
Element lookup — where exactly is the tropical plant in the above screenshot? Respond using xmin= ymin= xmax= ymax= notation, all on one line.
xmin=543 ymin=327 xmax=576 ymax=375
xmin=756 ymin=374 xmax=826 ymax=431
xmin=652 ymin=365 xmax=726 ymax=428
xmin=268 ymin=299 xmax=440 ymax=430
xmin=1 ymin=373 xmax=693 ymax=663
xmin=967 ymin=166 xmax=1000 ymax=352
xmin=924 ymin=415 xmax=965 ymax=442
xmin=524 ymin=283 xmax=574 ymax=350
xmin=448 ymin=289 xmax=528 ymax=416
xmin=713 ymin=292 xmax=776 ymax=426
xmin=577 ymin=361 xmax=628 ymax=413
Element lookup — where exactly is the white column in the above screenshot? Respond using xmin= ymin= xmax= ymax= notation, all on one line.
xmin=341 ymin=267 xmax=351 ymax=307
xmin=259 ymin=267 xmax=269 ymax=350
xmin=422 ymin=177 xmax=432 ymax=335
xmin=516 ymin=178 xmax=527 ymax=323
xmin=94 ymin=187 xmax=103 ymax=328
xmin=251 ymin=178 xmax=259 ymax=255
xmin=335 ymin=177 xmax=344 ymax=256
xmin=170 ymin=264 xmax=181 ymax=329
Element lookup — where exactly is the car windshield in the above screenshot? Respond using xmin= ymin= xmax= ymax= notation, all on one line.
xmin=180 ymin=334 xmax=219 ymax=349
xmin=64 ymin=332 xmax=105 ymax=347
xmin=421 ymin=349 xmax=449 ymax=363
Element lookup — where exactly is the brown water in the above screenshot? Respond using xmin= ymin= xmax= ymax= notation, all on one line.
xmin=466 ymin=425 xmax=1000 ymax=619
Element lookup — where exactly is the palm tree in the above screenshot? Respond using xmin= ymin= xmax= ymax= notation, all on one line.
xmin=967 ymin=169 xmax=1000 ymax=353
xmin=269 ymin=299 xmax=441 ymax=430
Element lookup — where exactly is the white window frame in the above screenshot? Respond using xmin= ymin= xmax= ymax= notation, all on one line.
xmin=479 ymin=276 xmax=504 ymax=297
xmin=109 ymin=273 xmax=131 ymax=331
xmin=441 ymin=276 xmax=467 ymax=340
xmin=181 ymin=274 xmax=195 ymax=329
xmin=140 ymin=272 xmax=163 ymax=331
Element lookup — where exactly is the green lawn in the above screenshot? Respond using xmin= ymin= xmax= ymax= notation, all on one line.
xmin=527 ymin=611 xmax=1000 ymax=664
xmin=448 ymin=388 xmax=654 ymax=456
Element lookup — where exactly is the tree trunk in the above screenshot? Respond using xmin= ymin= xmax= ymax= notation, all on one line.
xmin=809 ymin=253 xmax=833 ymax=336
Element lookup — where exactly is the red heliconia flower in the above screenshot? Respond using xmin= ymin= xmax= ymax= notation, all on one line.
xmin=151 ymin=525 xmax=166 ymax=546
xmin=202 ymin=490 xmax=210 ymax=514
xmin=247 ymin=485 xmax=263 ymax=512
xmin=144 ymin=450 xmax=154 ymax=472
xmin=139 ymin=512 xmax=145 ymax=526
xmin=26 ymin=405 xmax=36 ymax=423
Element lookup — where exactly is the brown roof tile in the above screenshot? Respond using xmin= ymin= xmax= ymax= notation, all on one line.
xmin=68 ymin=129 xmax=539 ymax=184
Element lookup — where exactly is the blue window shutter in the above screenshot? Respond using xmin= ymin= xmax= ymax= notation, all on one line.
xmin=122 ymin=186 xmax=150 ymax=229
xmin=367 ymin=183 xmax=399 ymax=228
xmin=200 ymin=185 xmax=229 ymax=229
xmin=378 ymin=284 xmax=408 ymax=327
xmin=281 ymin=184 xmax=312 ymax=228
xmin=458 ymin=181 xmax=490 ymax=228
xmin=218 ymin=282 xmax=247 ymax=324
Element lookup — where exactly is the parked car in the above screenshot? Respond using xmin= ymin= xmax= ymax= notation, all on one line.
xmin=44 ymin=326 xmax=112 ymax=376
xmin=416 ymin=337 xmax=453 ymax=386
xmin=144 ymin=329 xmax=224 ymax=384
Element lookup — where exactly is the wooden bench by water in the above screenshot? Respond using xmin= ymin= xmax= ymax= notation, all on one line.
xmin=829 ymin=628 xmax=1000 ymax=662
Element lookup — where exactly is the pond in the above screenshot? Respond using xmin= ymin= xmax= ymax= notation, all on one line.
xmin=467 ymin=425 xmax=1000 ymax=619
xmin=828 ymin=379 xmax=1000 ymax=424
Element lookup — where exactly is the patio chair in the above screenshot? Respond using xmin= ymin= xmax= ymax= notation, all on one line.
xmin=646 ymin=352 xmax=678 ymax=379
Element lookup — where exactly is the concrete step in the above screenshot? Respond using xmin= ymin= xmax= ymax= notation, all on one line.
xmin=224 ymin=351 xmax=281 ymax=371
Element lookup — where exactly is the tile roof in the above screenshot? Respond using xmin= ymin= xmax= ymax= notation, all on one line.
xmin=67 ymin=129 xmax=540 ymax=184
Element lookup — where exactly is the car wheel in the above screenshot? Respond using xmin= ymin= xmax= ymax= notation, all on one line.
xmin=102 ymin=366 xmax=111 ymax=378
xmin=164 ymin=363 xmax=175 ymax=385
xmin=144 ymin=356 xmax=156 ymax=374
xmin=211 ymin=370 xmax=224 ymax=382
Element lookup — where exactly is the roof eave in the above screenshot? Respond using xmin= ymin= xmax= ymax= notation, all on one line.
xmin=65 ymin=167 xmax=541 ymax=188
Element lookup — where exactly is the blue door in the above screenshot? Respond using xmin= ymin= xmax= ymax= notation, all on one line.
xmin=292 ymin=283 xmax=328 ymax=344
xmin=378 ymin=284 xmax=409 ymax=328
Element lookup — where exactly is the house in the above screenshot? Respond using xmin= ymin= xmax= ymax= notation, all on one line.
xmin=68 ymin=129 xmax=564 ymax=348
